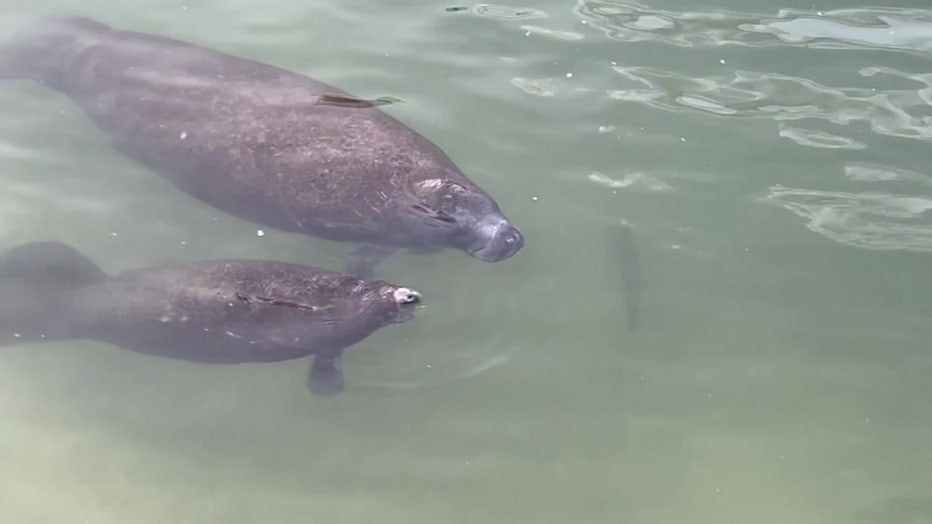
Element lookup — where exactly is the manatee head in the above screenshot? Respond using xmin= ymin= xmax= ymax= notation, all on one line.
xmin=410 ymin=177 xmax=524 ymax=262
xmin=324 ymin=279 xmax=423 ymax=328
xmin=378 ymin=285 xmax=422 ymax=324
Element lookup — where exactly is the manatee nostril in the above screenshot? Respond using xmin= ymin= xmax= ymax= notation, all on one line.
xmin=469 ymin=221 xmax=524 ymax=261
xmin=393 ymin=287 xmax=422 ymax=305
xmin=499 ymin=227 xmax=524 ymax=249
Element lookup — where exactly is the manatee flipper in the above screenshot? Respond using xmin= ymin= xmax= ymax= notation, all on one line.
xmin=343 ymin=244 xmax=396 ymax=279
xmin=0 ymin=241 xmax=106 ymax=343
xmin=307 ymin=350 xmax=345 ymax=396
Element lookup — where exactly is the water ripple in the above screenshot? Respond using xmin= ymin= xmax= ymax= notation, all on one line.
xmin=343 ymin=281 xmax=525 ymax=391
xmin=844 ymin=162 xmax=932 ymax=186
xmin=607 ymin=65 xmax=932 ymax=142
xmin=574 ymin=1 xmax=932 ymax=56
xmin=510 ymin=76 xmax=558 ymax=97
xmin=475 ymin=4 xmax=548 ymax=20
xmin=762 ymin=185 xmax=932 ymax=252
xmin=519 ymin=25 xmax=585 ymax=41
xmin=587 ymin=171 xmax=672 ymax=192
xmin=575 ymin=0 xmax=745 ymax=47
xmin=777 ymin=123 xmax=866 ymax=150
xmin=743 ymin=8 xmax=932 ymax=54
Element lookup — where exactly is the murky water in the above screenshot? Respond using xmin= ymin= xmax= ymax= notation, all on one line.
xmin=0 ymin=0 xmax=930 ymax=522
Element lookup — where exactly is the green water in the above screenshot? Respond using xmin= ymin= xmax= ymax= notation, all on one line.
xmin=0 ymin=0 xmax=930 ymax=522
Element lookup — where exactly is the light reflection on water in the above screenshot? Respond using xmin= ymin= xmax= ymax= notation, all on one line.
xmin=0 ymin=0 xmax=930 ymax=522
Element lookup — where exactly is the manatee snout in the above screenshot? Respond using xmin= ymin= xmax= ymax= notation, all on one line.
xmin=389 ymin=286 xmax=423 ymax=323
xmin=392 ymin=287 xmax=421 ymax=305
xmin=468 ymin=218 xmax=525 ymax=262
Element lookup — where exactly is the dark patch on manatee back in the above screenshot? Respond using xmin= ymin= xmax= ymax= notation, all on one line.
xmin=234 ymin=291 xmax=325 ymax=312
xmin=313 ymin=94 xmax=403 ymax=109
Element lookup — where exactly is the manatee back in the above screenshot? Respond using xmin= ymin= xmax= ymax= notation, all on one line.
xmin=69 ymin=259 xmax=393 ymax=364
xmin=8 ymin=17 xmax=476 ymax=246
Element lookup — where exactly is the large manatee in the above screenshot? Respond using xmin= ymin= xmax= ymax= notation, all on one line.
xmin=0 ymin=241 xmax=423 ymax=396
xmin=0 ymin=16 xmax=524 ymax=276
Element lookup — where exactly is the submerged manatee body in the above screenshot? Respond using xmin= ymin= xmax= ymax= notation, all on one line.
xmin=0 ymin=241 xmax=422 ymax=396
xmin=0 ymin=16 xmax=524 ymax=275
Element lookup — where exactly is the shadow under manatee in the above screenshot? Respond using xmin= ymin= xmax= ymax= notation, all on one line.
xmin=613 ymin=220 xmax=642 ymax=334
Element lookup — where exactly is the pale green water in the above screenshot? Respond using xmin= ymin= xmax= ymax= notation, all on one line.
xmin=0 ymin=0 xmax=931 ymax=522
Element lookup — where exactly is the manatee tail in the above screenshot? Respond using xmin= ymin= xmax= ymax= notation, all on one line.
xmin=0 ymin=16 xmax=110 ymax=85
xmin=0 ymin=241 xmax=106 ymax=344
xmin=616 ymin=220 xmax=642 ymax=334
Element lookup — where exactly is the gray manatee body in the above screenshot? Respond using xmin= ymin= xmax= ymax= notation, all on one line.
xmin=0 ymin=16 xmax=524 ymax=276
xmin=0 ymin=241 xmax=422 ymax=396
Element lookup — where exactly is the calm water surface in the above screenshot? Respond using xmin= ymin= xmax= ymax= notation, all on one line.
xmin=0 ymin=0 xmax=930 ymax=522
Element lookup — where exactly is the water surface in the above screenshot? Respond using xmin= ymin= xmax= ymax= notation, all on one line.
xmin=0 ymin=0 xmax=930 ymax=522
